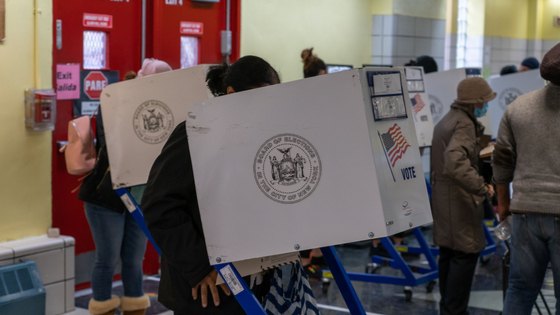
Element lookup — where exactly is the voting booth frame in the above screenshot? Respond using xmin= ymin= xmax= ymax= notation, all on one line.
xmin=114 ymin=187 xmax=496 ymax=314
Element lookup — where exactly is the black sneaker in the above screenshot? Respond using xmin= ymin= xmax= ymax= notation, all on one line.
xmin=311 ymin=255 xmax=328 ymax=268
xmin=369 ymin=243 xmax=391 ymax=258
xmin=304 ymin=264 xmax=323 ymax=280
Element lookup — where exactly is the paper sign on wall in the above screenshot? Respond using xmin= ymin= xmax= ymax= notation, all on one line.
xmin=56 ymin=64 xmax=80 ymax=100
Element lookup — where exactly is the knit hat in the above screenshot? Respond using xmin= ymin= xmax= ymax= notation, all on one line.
xmin=137 ymin=58 xmax=172 ymax=77
xmin=521 ymin=57 xmax=540 ymax=70
xmin=454 ymin=77 xmax=496 ymax=105
xmin=500 ymin=65 xmax=517 ymax=76
xmin=540 ymin=43 xmax=560 ymax=85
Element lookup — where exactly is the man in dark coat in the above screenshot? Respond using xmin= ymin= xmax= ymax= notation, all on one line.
xmin=431 ymin=77 xmax=496 ymax=315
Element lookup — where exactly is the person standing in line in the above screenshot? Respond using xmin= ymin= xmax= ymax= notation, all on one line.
xmin=519 ymin=57 xmax=540 ymax=72
xmin=431 ymin=77 xmax=496 ymax=315
xmin=495 ymin=43 xmax=560 ymax=315
xmin=79 ymin=58 xmax=172 ymax=315
xmin=299 ymin=47 xmax=329 ymax=277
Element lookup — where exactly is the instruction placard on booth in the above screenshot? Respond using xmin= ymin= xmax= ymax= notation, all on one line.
xmin=187 ymin=68 xmax=432 ymax=265
xmin=405 ymin=67 xmax=433 ymax=147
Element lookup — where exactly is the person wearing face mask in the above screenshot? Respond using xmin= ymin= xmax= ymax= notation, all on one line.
xmin=430 ymin=77 xmax=496 ymax=315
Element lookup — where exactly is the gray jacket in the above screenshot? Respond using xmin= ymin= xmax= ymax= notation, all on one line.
xmin=493 ymin=84 xmax=560 ymax=215
xmin=431 ymin=103 xmax=489 ymax=254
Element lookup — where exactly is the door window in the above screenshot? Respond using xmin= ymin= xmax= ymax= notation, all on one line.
xmin=83 ymin=31 xmax=107 ymax=69
xmin=181 ymin=36 xmax=199 ymax=69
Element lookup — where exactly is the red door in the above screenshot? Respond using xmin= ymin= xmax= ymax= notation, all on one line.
xmin=51 ymin=0 xmax=160 ymax=289
xmin=52 ymin=0 xmax=241 ymax=290
xmin=150 ymin=0 xmax=241 ymax=68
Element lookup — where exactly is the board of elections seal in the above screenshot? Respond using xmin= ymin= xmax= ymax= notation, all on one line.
xmin=429 ymin=94 xmax=444 ymax=123
xmin=498 ymin=88 xmax=522 ymax=110
xmin=133 ymin=100 xmax=174 ymax=144
xmin=254 ymin=134 xmax=321 ymax=204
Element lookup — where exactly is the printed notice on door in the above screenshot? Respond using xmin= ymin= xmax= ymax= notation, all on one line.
xmin=373 ymin=73 xmax=402 ymax=96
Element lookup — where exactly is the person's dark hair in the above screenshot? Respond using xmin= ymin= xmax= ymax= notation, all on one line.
xmin=206 ymin=56 xmax=280 ymax=97
xmin=301 ymin=48 xmax=327 ymax=78
xmin=500 ymin=65 xmax=517 ymax=76
xmin=416 ymin=55 xmax=438 ymax=73
xmin=404 ymin=60 xmax=417 ymax=67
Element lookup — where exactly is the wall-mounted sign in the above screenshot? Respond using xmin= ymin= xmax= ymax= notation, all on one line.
xmin=180 ymin=21 xmax=203 ymax=35
xmin=83 ymin=13 xmax=113 ymax=29
xmin=554 ymin=16 xmax=560 ymax=27
xmin=165 ymin=0 xmax=183 ymax=5
xmin=73 ymin=70 xmax=119 ymax=117
xmin=56 ymin=64 xmax=80 ymax=100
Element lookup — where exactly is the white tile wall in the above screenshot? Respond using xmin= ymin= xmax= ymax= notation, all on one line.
xmin=432 ymin=20 xmax=446 ymax=39
xmin=396 ymin=37 xmax=415 ymax=56
xmin=382 ymin=15 xmax=394 ymax=35
xmin=482 ymin=36 xmax=560 ymax=75
xmin=415 ymin=18 xmax=432 ymax=37
xmin=372 ymin=35 xmax=382 ymax=56
xmin=372 ymin=15 xmax=446 ymax=68
xmin=45 ymin=282 xmax=66 ymax=315
xmin=396 ymin=15 xmax=416 ymax=36
xmin=432 ymin=39 xmax=445 ymax=58
xmin=543 ymin=40 xmax=560 ymax=52
xmin=372 ymin=15 xmax=383 ymax=36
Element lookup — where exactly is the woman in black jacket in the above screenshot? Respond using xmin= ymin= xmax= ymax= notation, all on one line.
xmin=78 ymin=59 xmax=172 ymax=315
xmin=142 ymin=56 xmax=280 ymax=315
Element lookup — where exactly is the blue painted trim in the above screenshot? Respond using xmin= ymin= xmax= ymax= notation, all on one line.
xmin=321 ymin=246 xmax=367 ymax=315
xmin=115 ymin=188 xmax=162 ymax=256
xmin=215 ymin=263 xmax=267 ymax=315
xmin=413 ymin=228 xmax=438 ymax=271
xmin=393 ymin=224 xmax=497 ymax=258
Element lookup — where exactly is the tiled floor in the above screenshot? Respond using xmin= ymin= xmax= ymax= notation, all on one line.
xmin=72 ymin=228 xmax=556 ymax=315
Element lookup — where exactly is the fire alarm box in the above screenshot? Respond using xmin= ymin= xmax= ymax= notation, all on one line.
xmin=25 ymin=89 xmax=57 ymax=131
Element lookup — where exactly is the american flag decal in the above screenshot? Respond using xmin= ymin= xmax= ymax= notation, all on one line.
xmin=381 ymin=123 xmax=411 ymax=167
xmin=410 ymin=93 xmax=425 ymax=115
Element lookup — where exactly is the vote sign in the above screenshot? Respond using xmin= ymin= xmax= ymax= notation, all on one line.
xmin=84 ymin=71 xmax=108 ymax=100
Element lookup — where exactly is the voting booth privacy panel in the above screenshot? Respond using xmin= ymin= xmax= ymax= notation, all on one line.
xmin=100 ymin=65 xmax=213 ymax=188
xmin=187 ymin=68 xmax=433 ymax=265
xmin=487 ymin=69 xmax=545 ymax=139
xmin=425 ymin=68 xmax=493 ymax=136
xmin=405 ymin=67 xmax=434 ymax=147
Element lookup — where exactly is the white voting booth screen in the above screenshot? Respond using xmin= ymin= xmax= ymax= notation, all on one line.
xmin=487 ymin=69 xmax=545 ymax=139
xmin=187 ymin=68 xmax=433 ymax=265
xmin=100 ymin=65 xmax=212 ymax=189
xmin=425 ymin=68 xmax=493 ymax=136
xmin=405 ymin=67 xmax=434 ymax=147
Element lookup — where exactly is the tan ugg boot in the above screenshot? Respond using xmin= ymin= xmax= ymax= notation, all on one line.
xmin=120 ymin=294 xmax=150 ymax=315
xmin=88 ymin=295 xmax=120 ymax=315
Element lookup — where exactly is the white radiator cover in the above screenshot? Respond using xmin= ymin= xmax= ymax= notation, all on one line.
xmin=0 ymin=235 xmax=75 ymax=315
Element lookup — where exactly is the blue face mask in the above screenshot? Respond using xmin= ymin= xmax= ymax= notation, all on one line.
xmin=474 ymin=103 xmax=488 ymax=117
